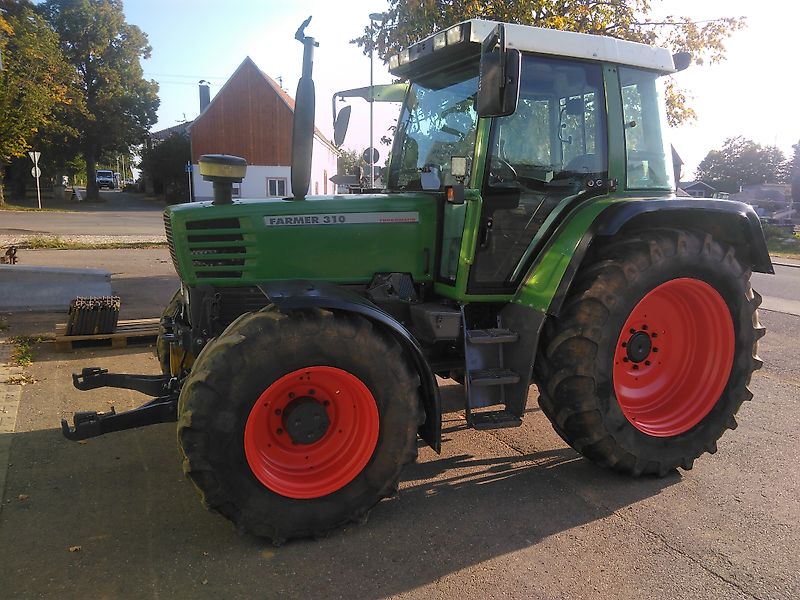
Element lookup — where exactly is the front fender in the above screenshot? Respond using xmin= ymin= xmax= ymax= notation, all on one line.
xmin=258 ymin=280 xmax=442 ymax=453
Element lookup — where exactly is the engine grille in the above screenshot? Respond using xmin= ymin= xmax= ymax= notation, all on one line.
xmin=163 ymin=213 xmax=181 ymax=278
xmin=185 ymin=217 xmax=248 ymax=280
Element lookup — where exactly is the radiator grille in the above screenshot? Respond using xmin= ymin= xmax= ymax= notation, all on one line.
xmin=163 ymin=213 xmax=181 ymax=277
xmin=185 ymin=218 xmax=247 ymax=279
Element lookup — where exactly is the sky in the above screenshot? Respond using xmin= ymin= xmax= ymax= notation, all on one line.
xmin=124 ymin=0 xmax=798 ymax=179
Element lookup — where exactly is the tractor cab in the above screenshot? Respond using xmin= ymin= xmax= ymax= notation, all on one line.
xmin=377 ymin=20 xmax=679 ymax=297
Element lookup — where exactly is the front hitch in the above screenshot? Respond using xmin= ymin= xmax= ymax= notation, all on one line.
xmin=72 ymin=367 xmax=173 ymax=396
xmin=62 ymin=367 xmax=181 ymax=441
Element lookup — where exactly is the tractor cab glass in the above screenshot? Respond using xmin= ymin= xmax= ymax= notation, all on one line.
xmin=388 ymin=66 xmax=479 ymax=191
xmin=620 ymin=67 xmax=674 ymax=190
xmin=470 ymin=54 xmax=608 ymax=289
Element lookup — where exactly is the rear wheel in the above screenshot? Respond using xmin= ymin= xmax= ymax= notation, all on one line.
xmin=534 ymin=229 xmax=764 ymax=476
xmin=177 ymin=308 xmax=422 ymax=542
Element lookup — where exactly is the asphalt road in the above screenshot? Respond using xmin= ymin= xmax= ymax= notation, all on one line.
xmin=0 ymin=250 xmax=798 ymax=599
xmin=753 ymin=259 xmax=800 ymax=316
xmin=0 ymin=190 xmax=166 ymax=241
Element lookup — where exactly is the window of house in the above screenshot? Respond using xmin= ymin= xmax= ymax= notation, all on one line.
xmin=267 ymin=178 xmax=287 ymax=197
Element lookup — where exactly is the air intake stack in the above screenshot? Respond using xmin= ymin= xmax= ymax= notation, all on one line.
xmin=198 ymin=154 xmax=247 ymax=205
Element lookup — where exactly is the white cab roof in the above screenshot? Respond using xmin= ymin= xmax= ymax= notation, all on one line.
xmin=464 ymin=19 xmax=675 ymax=73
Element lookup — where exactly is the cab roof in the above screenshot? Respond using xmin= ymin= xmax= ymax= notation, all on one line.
xmin=389 ymin=19 xmax=676 ymax=77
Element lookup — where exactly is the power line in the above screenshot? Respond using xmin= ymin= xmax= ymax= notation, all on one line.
xmin=144 ymin=72 xmax=228 ymax=80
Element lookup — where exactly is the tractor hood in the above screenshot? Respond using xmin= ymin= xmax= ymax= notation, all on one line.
xmin=164 ymin=194 xmax=438 ymax=286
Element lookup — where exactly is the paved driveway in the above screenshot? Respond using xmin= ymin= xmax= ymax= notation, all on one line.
xmin=0 ymin=250 xmax=797 ymax=599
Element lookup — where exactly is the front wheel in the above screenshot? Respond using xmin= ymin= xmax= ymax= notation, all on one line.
xmin=177 ymin=308 xmax=422 ymax=543
xmin=534 ymin=229 xmax=765 ymax=476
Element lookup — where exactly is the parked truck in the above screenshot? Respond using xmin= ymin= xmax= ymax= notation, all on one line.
xmin=63 ymin=18 xmax=770 ymax=544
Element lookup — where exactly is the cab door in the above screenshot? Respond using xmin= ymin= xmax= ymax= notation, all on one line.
xmin=468 ymin=54 xmax=609 ymax=293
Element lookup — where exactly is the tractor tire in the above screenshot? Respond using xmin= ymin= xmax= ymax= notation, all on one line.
xmin=534 ymin=229 xmax=764 ymax=476
xmin=156 ymin=290 xmax=182 ymax=375
xmin=177 ymin=307 xmax=422 ymax=543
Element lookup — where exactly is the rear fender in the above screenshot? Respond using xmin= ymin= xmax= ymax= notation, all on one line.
xmin=258 ymin=280 xmax=442 ymax=453
xmin=514 ymin=197 xmax=773 ymax=317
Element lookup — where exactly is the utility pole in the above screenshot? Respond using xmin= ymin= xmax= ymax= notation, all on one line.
xmin=368 ymin=13 xmax=385 ymax=189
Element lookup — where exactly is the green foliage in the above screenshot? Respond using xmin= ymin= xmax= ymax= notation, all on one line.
xmin=353 ymin=0 xmax=745 ymax=126
xmin=10 ymin=335 xmax=41 ymax=367
xmin=0 ymin=1 xmax=74 ymax=205
xmin=41 ymin=0 xmax=159 ymax=201
xmin=139 ymin=133 xmax=190 ymax=203
xmin=695 ymin=137 xmax=787 ymax=193
xmin=337 ymin=148 xmax=364 ymax=175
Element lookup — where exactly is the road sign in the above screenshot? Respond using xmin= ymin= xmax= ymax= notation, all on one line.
xmin=29 ymin=153 xmax=42 ymax=208
xmin=362 ymin=147 xmax=380 ymax=165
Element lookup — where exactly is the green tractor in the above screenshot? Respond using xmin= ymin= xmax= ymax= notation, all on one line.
xmin=64 ymin=19 xmax=770 ymax=543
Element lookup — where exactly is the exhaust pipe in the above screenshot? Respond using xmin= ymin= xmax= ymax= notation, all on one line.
xmin=291 ymin=17 xmax=318 ymax=201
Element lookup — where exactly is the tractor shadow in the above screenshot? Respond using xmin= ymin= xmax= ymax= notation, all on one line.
xmin=0 ymin=398 xmax=679 ymax=600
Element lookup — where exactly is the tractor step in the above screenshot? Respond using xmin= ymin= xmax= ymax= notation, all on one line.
xmin=467 ymin=328 xmax=519 ymax=345
xmin=469 ymin=368 xmax=520 ymax=386
xmin=470 ymin=409 xmax=523 ymax=429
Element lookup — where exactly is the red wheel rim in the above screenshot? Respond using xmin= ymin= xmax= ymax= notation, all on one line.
xmin=244 ymin=366 xmax=379 ymax=499
xmin=612 ymin=278 xmax=734 ymax=437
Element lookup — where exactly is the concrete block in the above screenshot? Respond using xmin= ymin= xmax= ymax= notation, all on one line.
xmin=0 ymin=264 xmax=112 ymax=311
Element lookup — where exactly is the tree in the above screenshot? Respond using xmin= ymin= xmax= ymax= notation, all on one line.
xmin=337 ymin=148 xmax=364 ymax=175
xmin=139 ymin=133 xmax=190 ymax=203
xmin=353 ymin=0 xmax=744 ymax=125
xmin=0 ymin=1 xmax=73 ymax=206
xmin=695 ymin=136 xmax=786 ymax=193
xmin=41 ymin=0 xmax=159 ymax=201
xmin=790 ymin=140 xmax=800 ymax=205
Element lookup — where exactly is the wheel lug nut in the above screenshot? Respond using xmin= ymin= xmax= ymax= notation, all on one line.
xmin=623 ymin=357 xmax=629 ymax=362
xmin=633 ymin=364 xmax=639 ymax=370
xmin=629 ymin=328 xmax=636 ymax=334
xmin=651 ymin=332 xmax=658 ymax=338
xmin=653 ymin=347 xmax=659 ymax=353
xmin=645 ymin=360 xmax=651 ymax=366
xmin=642 ymin=325 xmax=648 ymax=331
xmin=621 ymin=342 xmax=627 ymax=348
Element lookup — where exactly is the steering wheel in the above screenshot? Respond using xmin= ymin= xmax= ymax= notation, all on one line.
xmin=489 ymin=156 xmax=518 ymax=184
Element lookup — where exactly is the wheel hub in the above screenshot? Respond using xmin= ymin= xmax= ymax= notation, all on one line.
xmin=283 ymin=397 xmax=330 ymax=445
xmin=625 ymin=331 xmax=652 ymax=363
xmin=612 ymin=278 xmax=734 ymax=437
xmin=243 ymin=366 xmax=380 ymax=499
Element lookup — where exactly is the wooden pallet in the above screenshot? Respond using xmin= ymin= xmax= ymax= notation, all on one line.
xmin=54 ymin=317 xmax=160 ymax=352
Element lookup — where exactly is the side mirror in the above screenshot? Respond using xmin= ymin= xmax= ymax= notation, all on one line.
xmin=672 ymin=51 xmax=692 ymax=72
xmin=476 ymin=24 xmax=521 ymax=118
xmin=333 ymin=105 xmax=351 ymax=147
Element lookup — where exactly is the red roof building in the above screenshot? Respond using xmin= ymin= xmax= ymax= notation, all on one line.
xmin=189 ymin=57 xmax=339 ymax=200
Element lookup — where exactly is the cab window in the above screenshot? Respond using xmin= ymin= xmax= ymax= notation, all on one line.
xmin=620 ymin=67 xmax=674 ymax=190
